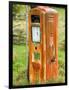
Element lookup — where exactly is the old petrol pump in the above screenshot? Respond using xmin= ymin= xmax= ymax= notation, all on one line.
xmin=28 ymin=6 xmax=58 ymax=84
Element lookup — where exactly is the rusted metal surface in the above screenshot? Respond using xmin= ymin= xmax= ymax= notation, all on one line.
xmin=28 ymin=6 xmax=58 ymax=84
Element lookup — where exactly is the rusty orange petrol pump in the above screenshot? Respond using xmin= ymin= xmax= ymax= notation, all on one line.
xmin=28 ymin=6 xmax=58 ymax=84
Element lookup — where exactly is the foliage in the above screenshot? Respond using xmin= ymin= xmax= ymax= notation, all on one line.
xmin=13 ymin=4 xmax=26 ymax=17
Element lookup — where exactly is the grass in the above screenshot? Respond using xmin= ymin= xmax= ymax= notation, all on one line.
xmin=13 ymin=7 xmax=65 ymax=85
xmin=57 ymin=8 xmax=65 ymax=83
xmin=13 ymin=44 xmax=65 ymax=85
xmin=13 ymin=44 xmax=29 ymax=86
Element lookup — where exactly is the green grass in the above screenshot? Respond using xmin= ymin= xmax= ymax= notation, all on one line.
xmin=57 ymin=8 xmax=65 ymax=83
xmin=13 ymin=44 xmax=65 ymax=85
xmin=13 ymin=44 xmax=29 ymax=86
xmin=13 ymin=7 xmax=65 ymax=85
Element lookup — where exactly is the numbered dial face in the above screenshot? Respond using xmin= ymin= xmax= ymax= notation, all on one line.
xmin=32 ymin=26 xmax=40 ymax=43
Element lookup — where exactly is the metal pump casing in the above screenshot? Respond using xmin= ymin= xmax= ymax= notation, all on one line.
xmin=28 ymin=6 xmax=58 ymax=84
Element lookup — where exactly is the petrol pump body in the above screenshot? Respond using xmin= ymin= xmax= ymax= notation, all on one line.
xmin=28 ymin=6 xmax=58 ymax=84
